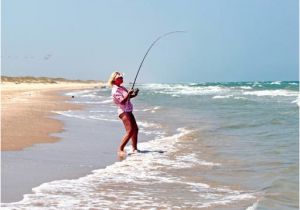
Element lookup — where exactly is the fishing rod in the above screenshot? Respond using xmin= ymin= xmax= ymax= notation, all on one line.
xmin=131 ymin=30 xmax=186 ymax=90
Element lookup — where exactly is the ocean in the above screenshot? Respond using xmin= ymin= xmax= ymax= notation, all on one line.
xmin=2 ymin=81 xmax=299 ymax=209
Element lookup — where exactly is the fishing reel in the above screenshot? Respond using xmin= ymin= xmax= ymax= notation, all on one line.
xmin=133 ymin=88 xmax=139 ymax=96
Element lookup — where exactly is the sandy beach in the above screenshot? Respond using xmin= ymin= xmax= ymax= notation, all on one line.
xmin=1 ymin=81 xmax=102 ymax=151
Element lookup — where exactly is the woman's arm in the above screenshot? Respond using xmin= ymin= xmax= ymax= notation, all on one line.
xmin=120 ymin=89 xmax=134 ymax=104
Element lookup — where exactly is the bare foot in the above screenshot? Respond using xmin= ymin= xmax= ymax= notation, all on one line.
xmin=118 ymin=150 xmax=126 ymax=157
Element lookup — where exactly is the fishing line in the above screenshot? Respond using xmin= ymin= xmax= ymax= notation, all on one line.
xmin=131 ymin=31 xmax=186 ymax=90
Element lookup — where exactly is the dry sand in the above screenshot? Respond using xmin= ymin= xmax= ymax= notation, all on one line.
xmin=1 ymin=82 xmax=103 ymax=151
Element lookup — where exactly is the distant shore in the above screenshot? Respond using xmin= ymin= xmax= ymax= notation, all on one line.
xmin=1 ymin=76 xmax=105 ymax=151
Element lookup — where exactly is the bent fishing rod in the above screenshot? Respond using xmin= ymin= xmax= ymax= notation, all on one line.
xmin=131 ymin=30 xmax=186 ymax=90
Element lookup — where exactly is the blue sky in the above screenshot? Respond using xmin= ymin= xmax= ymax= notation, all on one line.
xmin=2 ymin=0 xmax=299 ymax=83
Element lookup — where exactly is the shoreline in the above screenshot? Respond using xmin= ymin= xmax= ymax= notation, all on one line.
xmin=1 ymin=105 xmax=122 ymax=203
xmin=1 ymin=82 xmax=103 ymax=151
xmin=1 ymin=84 xmax=125 ymax=203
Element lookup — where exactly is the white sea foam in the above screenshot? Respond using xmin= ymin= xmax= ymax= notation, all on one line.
xmin=88 ymin=115 xmax=119 ymax=122
xmin=153 ymin=106 xmax=160 ymax=110
xmin=213 ymin=95 xmax=234 ymax=99
xmin=252 ymin=82 xmax=262 ymax=87
xmin=143 ymin=83 xmax=230 ymax=96
xmin=79 ymin=93 xmax=102 ymax=98
xmin=176 ymin=153 xmax=199 ymax=163
xmin=243 ymin=90 xmax=298 ymax=97
xmin=1 ymin=128 xmax=255 ymax=209
xmin=240 ymin=86 xmax=253 ymax=90
xmin=291 ymin=97 xmax=300 ymax=106
xmin=138 ymin=128 xmax=166 ymax=137
xmin=175 ymin=154 xmax=221 ymax=167
xmin=52 ymin=111 xmax=87 ymax=120
xmin=137 ymin=121 xmax=161 ymax=128
xmin=212 ymin=95 xmax=248 ymax=100
xmin=198 ymin=160 xmax=221 ymax=166
xmin=270 ymin=81 xmax=282 ymax=85
xmin=234 ymin=96 xmax=248 ymax=100
xmin=189 ymin=82 xmax=199 ymax=86
xmin=246 ymin=200 xmax=259 ymax=210
xmin=142 ymin=106 xmax=161 ymax=113
xmin=53 ymin=111 xmax=119 ymax=122
xmin=137 ymin=120 xmax=164 ymax=136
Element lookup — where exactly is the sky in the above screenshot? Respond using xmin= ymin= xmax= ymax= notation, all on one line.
xmin=1 ymin=0 xmax=299 ymax=83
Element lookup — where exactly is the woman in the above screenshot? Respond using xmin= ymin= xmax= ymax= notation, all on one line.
xmin=108 ymin=72 xmax=139 ymax=157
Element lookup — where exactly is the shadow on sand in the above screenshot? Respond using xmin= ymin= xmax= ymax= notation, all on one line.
xmin=128 ymin=150 xmax=165 ymax=155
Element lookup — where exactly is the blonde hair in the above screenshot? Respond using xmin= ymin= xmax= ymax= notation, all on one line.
xmin=107 ymin=72 xmax=120 ymax=87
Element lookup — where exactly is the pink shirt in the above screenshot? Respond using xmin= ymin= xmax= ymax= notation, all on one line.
xmin=111 ymin=85 xmax=133 ymax=115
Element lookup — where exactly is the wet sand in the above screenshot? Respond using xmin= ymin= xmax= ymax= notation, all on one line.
xmin=1 ymin=114 xmax=122 ymax=202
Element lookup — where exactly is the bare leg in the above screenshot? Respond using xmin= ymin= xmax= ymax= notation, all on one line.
xmin=131 ymin=132 xmax=138 ymax=152
xmin=129 ymin=112 xmax=139 ymax=152
xmin=119 ymin=112 xmax=135 ymax=155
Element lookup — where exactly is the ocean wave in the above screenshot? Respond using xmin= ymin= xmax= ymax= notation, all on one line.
xmin=80 ymin=94 xmax=103 ymax=98
xmin=176 ymin=154 xmax=221 ymax=167
xmin=53 ymin=111 xmax=118 ymax=122
xmin=198 ymin=160 xmax=222 ymax=166
xmin=252 ymin=82 xmax=263 ymax=87
xmin=234 ymin=96 xmax=248 ymax=100
xmin=213 ymin=95 xmax=234 ymax=99
xmin=136 ymin=120 xmax=165 ymax=137
xmin=240 ymin=86 xmax=253 ymax=90
xmin=291 ymin=97 xmax=300 ymax=106
xmin=246 ymin=200 xmax=259 ymax=210
xmin=212 ymin=95 xmax=248 ymax=100
xmin=88 ymin=115 xmax=119 ymax=122
xmin=243 ymin=90 xmax=298 ymax=97
xmin=138 ymin=106 xmax=161 ymax=113
xmin=270 ymin=81 xmax=282 ymax=85
xmin=137 ymin=121 xmax=161 ymax=128
xmin=143 ymin=83 xmax=230 ymax=96
xmin=1 ymin=128 xmax=255 ymax=209
xmin=142 ymin=83 xmax=299 ymax=98
xmin=138 ymin=128 xmax=166 ymax=137
xmin=52 ymin=111 xmax=87 ymax=120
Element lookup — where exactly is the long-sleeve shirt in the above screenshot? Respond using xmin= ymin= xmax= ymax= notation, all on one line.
xmin=111 ymin=85 xmax=133 ymax=116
